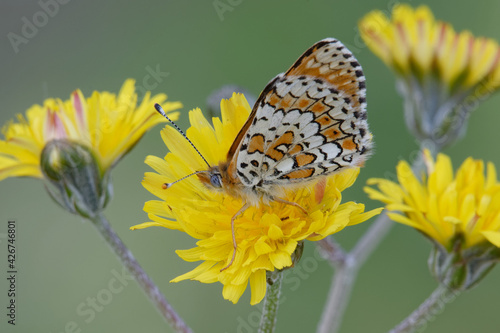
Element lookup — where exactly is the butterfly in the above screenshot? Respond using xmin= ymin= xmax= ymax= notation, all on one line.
xmin=155 ymin=38 xmax=372 ymax=271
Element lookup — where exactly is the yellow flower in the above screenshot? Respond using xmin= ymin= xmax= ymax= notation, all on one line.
xmin=0 ymin=79 xmax=181 ymax=181
xmin=365 ymin=151 xmax=500 ymax=289
xmin=360 ymin=4 xmax=500 ymax=89
xmin=366 ymin=150 xmax=500 ymax=249
xmin=359 ymin=4 xmax=500 ymax=147
xmin=133 ymin=93 xmax=382 ymax=305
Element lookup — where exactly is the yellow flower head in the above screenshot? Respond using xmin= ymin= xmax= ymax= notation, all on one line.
xmin=359 ymin=4 xmax=500 ymax=90
xmin=365 ymin=150 xmax=500 ymax=250
xmin=0 ymin=79 xmax=181 ymax=181
xmin=359 ymin=4 xmax=500 ymax=148
xmin=133 ymin=93 xmax=382 ymax=305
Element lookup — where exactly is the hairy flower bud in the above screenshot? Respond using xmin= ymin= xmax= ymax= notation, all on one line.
xmin=41 ymin=139 xmax=113 ymax=218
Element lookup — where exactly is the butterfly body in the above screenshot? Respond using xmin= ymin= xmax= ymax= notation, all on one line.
xmin=197 ymin=160 xmax=294 ymax=206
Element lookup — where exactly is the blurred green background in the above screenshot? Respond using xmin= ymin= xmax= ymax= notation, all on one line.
xmin=1 ymin=0 xmax=500 ymax=332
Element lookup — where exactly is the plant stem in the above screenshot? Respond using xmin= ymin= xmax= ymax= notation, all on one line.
xmin=91 ymin=213 xmax=193 ymax=333
xmin=317 ymin=148 xmax=429 ymax=333
xmin=351 ymin=213 xmax=393 ymax=265
xmin=258 ymin=270 xmax=284 ymax=333
xmin=317 ymin=237 xmax=347 ymax=266
xmin=316 ymin=214 xmax=392 ymax=333
xmin=389 ymin=286 xmax=458 ymax=333
xmin=316 ymin=253 xmax=357 ymax=333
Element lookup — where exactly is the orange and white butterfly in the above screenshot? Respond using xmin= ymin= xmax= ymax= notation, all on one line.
xmin=155 ymin=38 xmax=372 ymax=270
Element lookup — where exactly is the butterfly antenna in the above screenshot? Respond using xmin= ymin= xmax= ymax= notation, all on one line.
xmin=155 ymin=103 xmax=211 ymax=168
xmin=162 ymin=170 xmax=208 ymax=189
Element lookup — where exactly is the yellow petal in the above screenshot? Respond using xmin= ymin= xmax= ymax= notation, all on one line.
xmin=396 ymin=161 xmax=427 ymax=211
xmin=170 ymin=261 xmax=216 ymax=283
xmin=387 ymin=212 xmax=421 ymax=229
xmin=442 ymin=29 xmax=473 ymax=86
xmin=222 ymin=283 xmax=247 ymax=304
xmin=359 ymin=10 xmax=394 ymax=66
xmin=176 ymin=247 xmax=205 ymax=262
xmin=254 ymin=237 xmax=274 ymax=255
xmin=249 ymin=270 xmax=267 ymax=305
xmin=130 ymin=222 xmax=163 ymax=230
xmin=412 ymin=6 xmax=437 ymax=72
xmin=465 ymin=38 xmax=500 ymax=87
xmin=268 ymin=224 xmax=284 ymax=240
xmin=443 ymin=216 xmax=462 ymax=224
xmin=428 ymin=153 xmax=453 ymax=194
xmin=332 ymin=167 xmax=360 ymax=192
xmin=486 ymin=162 xmax=498 ymax=190
xmin=482 ymin=231 xmax=500 ymax=247
xmin=458 ymin=194 xmax=476 ymax=227
xmin=269 ymin=251 xmax=292 ymax=269
xmin=348 ymin=207 xmax=384 ymax=226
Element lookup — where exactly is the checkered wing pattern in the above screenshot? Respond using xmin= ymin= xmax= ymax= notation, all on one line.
xmin=230 ymin=38 xmax=372 ymax=190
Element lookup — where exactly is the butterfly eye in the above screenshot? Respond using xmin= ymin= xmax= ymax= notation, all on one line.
xmin=210 ymin=173 xmax=223 ymax=188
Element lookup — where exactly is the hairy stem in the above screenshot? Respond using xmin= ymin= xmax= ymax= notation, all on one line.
xmin=317 ymin=237 xmax=347 ymax=266
xmin=91 ymin=213 xmax=193 ymax=333
xmin=316 ymin=214 xmax=392 ymax=333
xmin=258 ymin=270 xmax=284 ymax=333
xmin=316 ymin=253 xmax=357 ymax=333
xmin=389 ymin=286 xmax=458 ymax=333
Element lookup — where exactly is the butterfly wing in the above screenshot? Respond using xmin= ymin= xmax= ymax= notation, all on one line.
xmin=229 ymin=38 xmax=372 ymax=191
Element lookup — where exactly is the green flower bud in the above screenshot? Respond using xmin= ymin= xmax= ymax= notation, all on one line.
xmin=428 ymin=234 xmax=500 ymax=291
xmin=40 ymin=139 xmax=113 ymax=218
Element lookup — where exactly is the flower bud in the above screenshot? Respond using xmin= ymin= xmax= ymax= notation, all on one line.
xmin=428 ymin=234 xmax=500 ymax=291
xmin=41 ymin=139 xmax=113 ymax=218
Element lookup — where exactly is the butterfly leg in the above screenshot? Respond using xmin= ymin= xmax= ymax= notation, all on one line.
xmin=273 ymin=197 xmax=307 ymax=214
xmin=220 ymin=202 xmax=250 ymax=272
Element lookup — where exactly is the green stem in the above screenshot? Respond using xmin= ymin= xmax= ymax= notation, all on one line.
xmin=258 ymin=270 xmax=284 ymax=333
xmin=90 ymin=213 xmax=193 ymax=333
xmin=389 ymin=286 xmax=458 ymax=333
